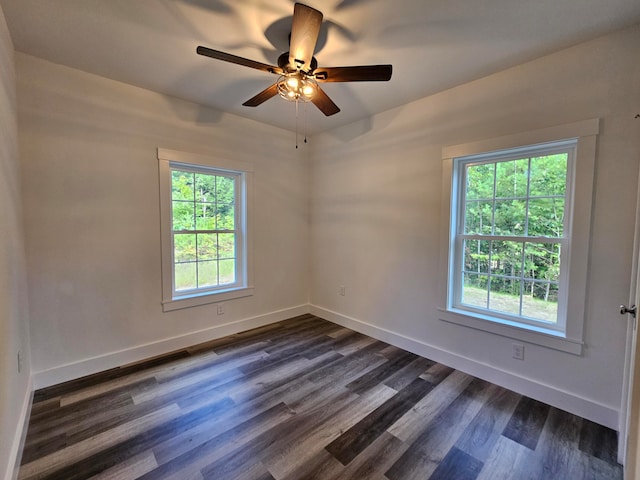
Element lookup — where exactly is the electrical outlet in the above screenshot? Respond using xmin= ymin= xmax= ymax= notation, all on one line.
xmin=217 ymin=303 xmax=225 ymax=315
xmin=512 ymin=343 xmax=525 ymax=360
xmin=339 ymin=285 xmax=346 ymax=296
xmin=17 ymin=350 xmax=22 ymax=373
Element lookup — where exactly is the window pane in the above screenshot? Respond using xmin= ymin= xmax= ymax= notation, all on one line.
xmin=195 ymin=173 xmax=216 ymax=203
xmin=219 ymin=233 xmax=235 ymax=259
xmin=198 ymin=260 xmax=218 ymax=287
xmin=464 ymin=239 xmax=489 ymax=273
xmin=174 ymin=234 xmax=196 ymax=262
xmin=175 ymin=262 xmax=196 ymax=291
xmin=197 ymin=233 xmax=217 ymax=260
xmin=216 ymin=204 xmax=235 ymax=230
xmin=539 ymin=282 xmax=559 ymax=303
xmin=172 ymin=201 xmax=194 ymax=230
xmin=462 ymin=273 xmax=488 ymax=308
xmin=490 ymin=241 xmax=523 ymax=279
xmin=466 ymin=163 xmax=494 ymax=200
xmin=527 ymin=197 xmax=564 ymax=237
xmin=524 ymin=243 xmax=561 ymax=284
xmin=495 ymin=159 xmax=528 ymax=199
xmin=530 ymin=154 xmax=567 ymax=197
xmin=195 ymin=203 xmax=216 ymax=230
xmin=172 ymin=171 xmax=194 ymax=201
xmin=522 ymin=280 xmax=558 ymax=322
xmin=464 ymin=201 xmax=493 ymax=234
xmin=488 ymin=279 xmax=521 ymax=316
xmin=494 ymin=199 xmax=526 ymax=236
xmin=219 ymin=259 xmax=235 ymax=285
xmin=217 ymin=176 xmax=235 ymax=204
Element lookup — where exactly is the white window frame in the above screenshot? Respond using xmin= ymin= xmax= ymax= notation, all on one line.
xmin=158 ymin=148 xmax=254 ymax=312
xmin=439 ymin=119 xmax=599 ymax=355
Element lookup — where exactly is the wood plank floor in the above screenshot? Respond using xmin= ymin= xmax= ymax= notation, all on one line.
xmin=18 ymin=314 xmax=622 ymax=479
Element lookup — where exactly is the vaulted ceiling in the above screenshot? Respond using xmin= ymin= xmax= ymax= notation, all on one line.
xmin=3 ymin=0 xmax=640 ymax=134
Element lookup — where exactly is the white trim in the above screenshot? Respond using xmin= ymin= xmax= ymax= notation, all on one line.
xmin=162 ymin=286 xmax=255 ymax=312
xmin=157 ymin=148 xmax=254 ymax=311
xmin=440 ymin=119 xmax=598 ymax=352
xmin=442 ymin=118 xmax=599 ymax=159
xmin=310 ymin=304 xmax=618 ymax=430
xmin=32 ymin=305 xmax=308 ymax=389
xmin=566 ymin=133 xmax=596 ymax=341
xmin=157 ymin=148 xmax=254 ymax=173
xmin=439 ymin=308 xmax=583 ymax=355
xmin=618 ymin=160 xmax=640 ymax=466
xmin=4 ymin=375 xmax=33 ymax=480
xmin=158 ymin=156 xmax=173 ymax=306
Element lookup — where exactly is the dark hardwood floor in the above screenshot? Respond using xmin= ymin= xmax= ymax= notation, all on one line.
xmin=18 ymin=314 xmax=622 ymax=479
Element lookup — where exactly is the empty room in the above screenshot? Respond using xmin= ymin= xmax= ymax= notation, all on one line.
xmin=2 ymin=1 xmax=640 ymax=479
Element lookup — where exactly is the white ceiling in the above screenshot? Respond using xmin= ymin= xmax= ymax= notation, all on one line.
xmin=2 ymin=0 xmax=640 ymax=134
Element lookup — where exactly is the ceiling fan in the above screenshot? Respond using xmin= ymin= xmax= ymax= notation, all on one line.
xmin=196 ymin=3 xmax=393 ymax=116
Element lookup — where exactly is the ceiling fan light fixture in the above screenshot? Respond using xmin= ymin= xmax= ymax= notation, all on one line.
xmin=197 ymin=3 xmax=391 ymax=121
xmin=302 ymin=84 xmax=315 ymax=97
xmin=277 ymin=73 xmax=317 ymax=102
xmin=286 ymin=76 xmax=300 ymax=89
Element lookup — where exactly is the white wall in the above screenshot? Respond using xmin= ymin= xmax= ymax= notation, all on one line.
xmin=17 ymin=53 xmax=310 ymax=386
xmin=310 ymin=25 xmax=640 ymax=428
xmin=0 ymin=5 xmax=31 ymax=479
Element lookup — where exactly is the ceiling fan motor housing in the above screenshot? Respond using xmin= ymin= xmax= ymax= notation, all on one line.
xmin=278 ymin=52 xmax=318 ymax=74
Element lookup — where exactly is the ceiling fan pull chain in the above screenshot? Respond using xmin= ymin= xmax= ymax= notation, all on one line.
xmin=304 ymin=101 xmax=308 ymax=144
xmin=295 ymin=99 xmax=299 ymax=149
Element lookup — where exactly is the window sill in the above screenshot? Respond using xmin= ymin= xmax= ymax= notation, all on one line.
xmin=438 ymin=307 xmax=583 ymax=355
xmin=162 ymin=286 xmax=254 ymax=312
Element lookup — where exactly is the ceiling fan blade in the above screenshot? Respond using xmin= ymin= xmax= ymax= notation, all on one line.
xmin=311 ymin=86 xmax=340 ymax=116
xmin=197 ymin=46 xmax=283 ymax=75
xmin=242 ymin=83 xmax=279 ymax=107
xmin=314 ymin=65 xmax=393 ymax=82
xmin=288 ymin=3 xmax=323 ymax=71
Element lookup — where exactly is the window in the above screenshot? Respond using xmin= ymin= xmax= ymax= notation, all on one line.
xmin=439 ymin=119 xmax=599 ymax=354
xmin=171 ymin=166 xmax=240 ymax=292
xmin=158 ymin=149 xmax=253 ymax=311
xmin=451 ymin=140 xmax=574 ymax=332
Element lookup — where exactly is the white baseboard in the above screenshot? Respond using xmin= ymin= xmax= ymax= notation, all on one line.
xmin=4 ymin=374 xmax=33 ymax=480
xmin=310 ymin=304 xmax=619 ymax=430
xmin=33 ymin=305 xmax=309 ymax=389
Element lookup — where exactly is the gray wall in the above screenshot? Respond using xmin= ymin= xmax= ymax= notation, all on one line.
xmin=0 ymin=6 xmax=31 ymax=479
xmin=310 ymin=24 xmax=640 ymax=428
xmin=17 ymin=53 xmax=310 ymax=386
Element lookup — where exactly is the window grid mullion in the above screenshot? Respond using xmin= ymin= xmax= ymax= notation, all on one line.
xmin=524 ymin=157 xmax=531 ymax=236
xmin=214 ymin=175 xmax=218 ymax=232
xmin=486 ymin=240 xmax=492 ymax=309
xmin=486 ymin=163 xmax=497 ymax=309
xmin=195 ymin=232 xmax=200 ymax=288
xmin=491 ymin=163 xmax=497 ymax=236
xmin=519 ymin=242 xmax=525 ymax=317
xmin=173 ymin=229 xmax=236 ymax=235
xmin=216 ymin=233 xmax=221 ymax=286
xmin=461 ymin=234 xmax=563 ymax=243
xmin=191 ymin=172 xmax=197 ymax=231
